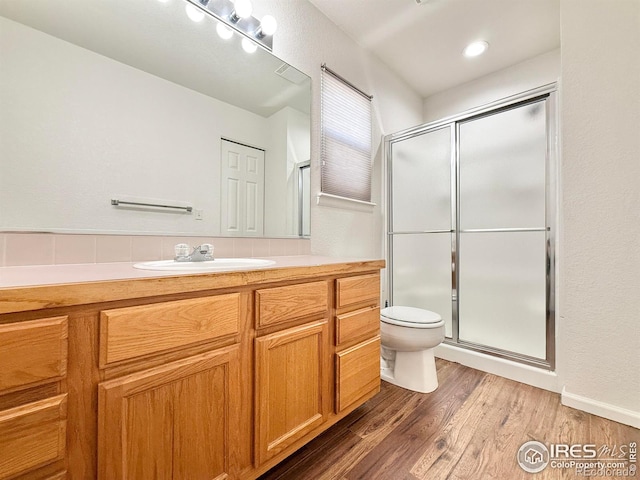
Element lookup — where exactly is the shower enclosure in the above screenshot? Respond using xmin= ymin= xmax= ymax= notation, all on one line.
xmin=385 ymin=85 xmax=556 ymax=369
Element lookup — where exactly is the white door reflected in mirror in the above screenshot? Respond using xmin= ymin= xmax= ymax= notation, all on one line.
xmin=220 ymin=140 xmax=265 ymax=237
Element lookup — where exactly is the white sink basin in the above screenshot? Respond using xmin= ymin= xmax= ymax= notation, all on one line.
xmin=133 ymin=258 xmax=276 ymax=272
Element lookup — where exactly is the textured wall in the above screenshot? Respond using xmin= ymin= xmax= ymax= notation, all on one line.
xmin=257 ymin=0 xmax=424 ymax=258
xmin=559 ymin=0 xmax=640 ymax=417
xmin=422 ymin=49 xmax=560 ymax=123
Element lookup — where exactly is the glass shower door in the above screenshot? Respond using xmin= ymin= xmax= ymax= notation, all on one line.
xmin=390 ymin=126 xmax=453 ymax=337
xmin=457 ymin=100 xmax=548 ymax=359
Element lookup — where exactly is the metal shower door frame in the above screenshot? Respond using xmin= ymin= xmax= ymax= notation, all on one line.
xmin=385 ymin=83 xmax=557 ymax=370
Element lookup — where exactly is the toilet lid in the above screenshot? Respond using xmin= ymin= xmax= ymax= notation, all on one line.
xmin=381 ymin=306 xmax=442 ymax=327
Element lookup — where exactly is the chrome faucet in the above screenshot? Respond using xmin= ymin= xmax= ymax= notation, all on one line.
xmin=174 ymin=243 xmax=215 ymax=262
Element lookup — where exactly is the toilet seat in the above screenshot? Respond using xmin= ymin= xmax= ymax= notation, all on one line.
xmin=381 ymin=306 xmax=444 ymax=329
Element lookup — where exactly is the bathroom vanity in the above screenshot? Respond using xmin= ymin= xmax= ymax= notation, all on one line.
xmin=0 ymin=256 xmax=383 ymax=480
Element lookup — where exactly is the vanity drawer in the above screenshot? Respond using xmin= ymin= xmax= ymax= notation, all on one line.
xmin=336 ymin=273 xmax=380 ymax=310
xmin=256 ymin=281 xmax=328 ymax=328
xmin=0 ymin=317 xmax=68 ymax=394
xmin=100 ymin=294 xmax=240 ymax=367
xmin=0 ymin=394 xmax=67 ymax=479
xmin=335 ymin=336 xmax=381 ymax=413
xmin=336 ymin=306 xmax=380 ymax=346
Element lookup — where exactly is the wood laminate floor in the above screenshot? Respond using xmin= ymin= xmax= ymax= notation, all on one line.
xmin=259 ymin=359 xmax=638 ymax=480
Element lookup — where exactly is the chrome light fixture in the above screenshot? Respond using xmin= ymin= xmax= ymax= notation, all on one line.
xmin=184 ymin=0 xmax=277 ymax=51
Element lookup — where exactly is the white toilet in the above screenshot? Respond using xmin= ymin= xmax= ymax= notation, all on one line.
xmin=380 ymin=306 xmax=445 ymax=393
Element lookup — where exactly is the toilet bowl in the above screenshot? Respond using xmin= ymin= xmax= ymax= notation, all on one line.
xmin=380 ymin=306 xmax=445 ymax=393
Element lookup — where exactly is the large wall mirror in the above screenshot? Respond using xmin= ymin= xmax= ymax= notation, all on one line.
xmin=0 ymin=0 xmax=311 ymax=238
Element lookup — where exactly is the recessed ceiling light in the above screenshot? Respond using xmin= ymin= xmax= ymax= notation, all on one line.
xmin=463 ymin=41 xmax=489 ymax=58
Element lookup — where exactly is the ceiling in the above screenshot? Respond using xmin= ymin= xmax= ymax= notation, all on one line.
xmin=308 ymin=0 xmax=560 ymax=98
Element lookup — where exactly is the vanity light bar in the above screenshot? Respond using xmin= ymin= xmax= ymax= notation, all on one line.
xmin=184 ymin=0 xmax=274 ymax=51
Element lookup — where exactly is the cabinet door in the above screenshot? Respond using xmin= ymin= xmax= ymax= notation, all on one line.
xmin=335 ymin=336 xmax=381 ymax=413
xmin=98 ymin=346 xmax=239 ymax=480
xmin=254 ymin=321 xmax=328 ymax=466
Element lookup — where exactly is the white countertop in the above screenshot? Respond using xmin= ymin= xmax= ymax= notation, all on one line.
xmin=0 ymin=255 xmax=382 ymax=289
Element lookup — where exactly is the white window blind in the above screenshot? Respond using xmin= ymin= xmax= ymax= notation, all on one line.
xmin=321 ymin=65 xmax=373 ymax=203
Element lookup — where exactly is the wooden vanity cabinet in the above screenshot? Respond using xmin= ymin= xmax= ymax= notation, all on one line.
xmin=0 ymin=317 xmax=68 ymax=480
xmin=0 ymin=260 xmax=383 ymax=480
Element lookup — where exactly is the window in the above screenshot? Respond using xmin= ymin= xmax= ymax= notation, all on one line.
xmin=320 ymin=65 xmax=373 ymax=203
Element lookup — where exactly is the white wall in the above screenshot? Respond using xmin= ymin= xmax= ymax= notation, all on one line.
xmin=264 ymin=108 xmax=289 ymax=237
xmin=264 ymin=107 xmax=310 ymax=237
xmin=256 ymin=0 xmax=423 ymax=258
xmin=0 ymin=17 xmax=271 ymax=236
xmin=422 ymin=49 xmax=560 ymax=122
xmin=286 ymin=108 xmax=311 ymax=236
xmin=559 ymin=0 xmax=640 ymax=426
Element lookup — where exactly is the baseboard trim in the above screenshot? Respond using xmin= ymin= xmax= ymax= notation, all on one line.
xmin=561 ymin=388 xmax=640 ymax=429
xmin=435 ymin=343 xmax=559 ymax=393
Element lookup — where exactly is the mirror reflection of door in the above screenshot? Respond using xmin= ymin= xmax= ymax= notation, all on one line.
xmin=298 ymin=162 xmax=311 ymax=237
xmin=220 ymin=139 xmax=265 ymax=236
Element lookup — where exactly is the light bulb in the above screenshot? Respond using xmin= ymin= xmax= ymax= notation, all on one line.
xmin=260 ymin=15 xmax=277 ymax=36
xmin=233 ymin=0 xmax=252 ymax=19
xmin=242 ymin=37 xmax=258 ymax=53
xmin=185 ymin=4 xmax=205 ymax=22
xmin=216 ymin=23 xmax=233 ymax=40
xmin=463 ymin=41 xmax=489 ymax=58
